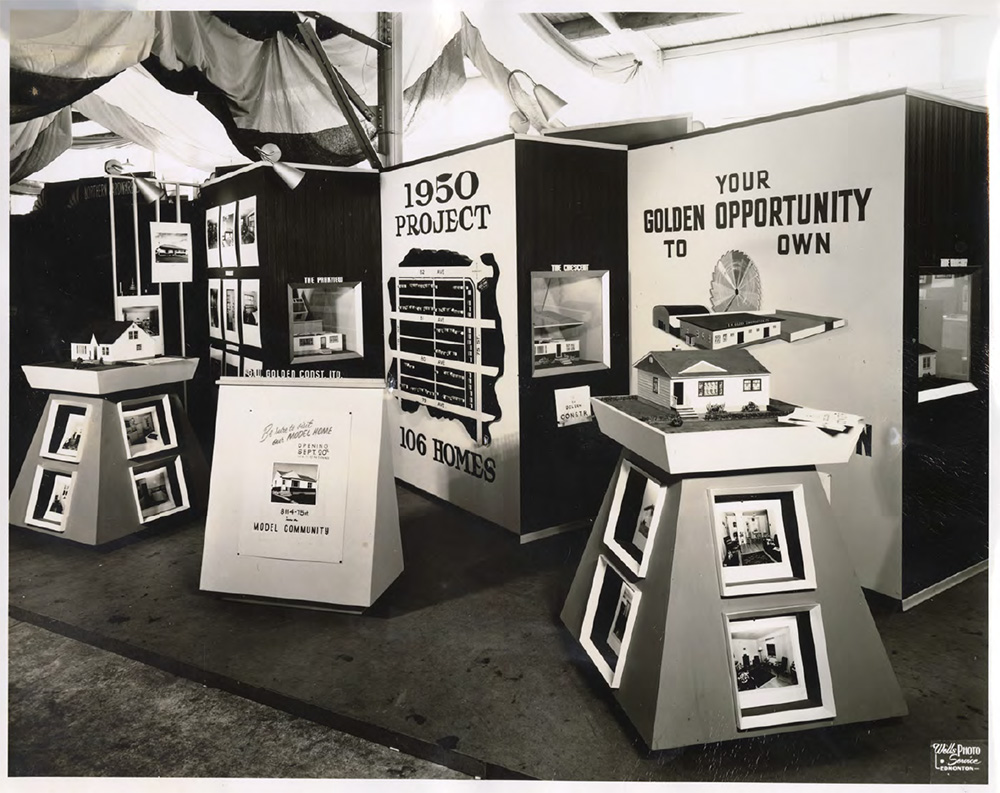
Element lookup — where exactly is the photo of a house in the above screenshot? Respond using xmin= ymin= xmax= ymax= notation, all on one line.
xmin=270 ymin=463 xmax=319 ymax=506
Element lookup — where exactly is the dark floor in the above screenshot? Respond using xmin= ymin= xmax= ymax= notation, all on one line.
xmin=7 ymin=484 xmax=989 ymax=782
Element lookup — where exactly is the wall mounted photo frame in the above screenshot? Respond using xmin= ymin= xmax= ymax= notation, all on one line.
xmin=219 ymin=202 xmax=238 ymax=269
xmin=580 ymin=554 xmax=642 ymax=689
xmin=725 ymin=606 xmax=835 ymax=730
xmin=237 ymin=196 xmax=259 ymax=268
xmin=149 ymin=221 xmax=193 ymax=283
xmin=24 ymin=466 xmax=76 ymax=532
xmin=223 ymin=278 xmax=240 ymax=344
xmin=240 ymin=278 xmax=262 ymax=348
xmin=208 ymin=279 xmax=222 ymax=340
xmin=708 ymin=484 xmax=816 ymax=597
xmin=131 ymin=457 xmax=189 ymax=524
xmin=242 ymin=357 xmax=262 ymax=377
xmin=206 ymin=205 xmax=221 ymax=267
xmin=119 ymin=395 xmax=177 ymax=460
xmin=40 ymin=400 xmax=91 ymax=463
xmin=603 ymin=458 xmax=666 ymax=577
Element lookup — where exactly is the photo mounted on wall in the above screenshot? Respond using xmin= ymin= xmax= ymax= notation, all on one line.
xmin=25 ymin=467 xmax=76 ymax=532
xmin=131 ymin=459 xmax=189 ymax=524
xmin=206 ymin=205 xmax=221 ymax=267
xmin=219 ymin=202 xmax=238 ymax=269
xmin=242 ymin=357 xmax=262 ymax=377
xmin=208 ymin=279 xmax=222 ymax=339
xmin=237 ymin=196 xmax=259 ymax=268
xmin=222 ymin=278 xmax=240 ymax=344
xmin=580 ymin=555 xmax=642 ymax=688
xmin=270 ymin=463 xmax=319 ymax=506
xmin=121 ymin=304 xmax=160 ymax=339
xmin=41 ymin=401 xmax=90 ymax=463
xmin=224 ymin=351 xmax=240 ymax=376
xmin=149 ymin=221 xmax=193 ymax=283
xmin=726 ymin=608 xmax=835 ymax=730
xmin=209 ymin=347 xmax=223 ymax=380
xmin=117 ymin=295 xmax=164 ymax=357
xmin=118 ymin=396 xmax=176 ymax=460
xmin=240 ymin=279 xmax=262 ymax=348
xmin=603 ymin=459 xmax=666 ymax=577
xmin=710 ymin=487 xmax=816 ymax=597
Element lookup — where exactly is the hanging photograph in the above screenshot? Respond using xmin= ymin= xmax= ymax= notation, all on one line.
xmin=222 ymin=278 xmax=240 ymax=344
xmin=219 ymin=202 xmax=238 ymax=269
xmin=118 ymin=396 xmax=177 ymax=460
xmin=206 ymin=205 xmax=221 ymax=267
xmin=208 ymin=279 xmax=222 ymax=339
xmin=40 ymin=400 xmax=90 ymax=463
xmin=710 ymin=486 xmax=816 ymax=597
xmin=242 ymin=357 xmax=262 ymax=377
xmin=121 ymin=304 xmax=160 ymax=339
xmin=131 ymin=458 xmax=189 ymax=524
xmin=726 ymin=608 xmax=836 ymax=730
xmin=149 ymin=221 xmax=193 ymax=283
xmin=237 ymin=196 xmax=259 ymax=268
xmin=225 ymin=351 xmax=240 ymax=376
xmin=24 ymin=467 xmax=76 ymax=532
xmin=209 ymin=347 xmax=223 ymax=380
xmin=240 ymin=278 xmax=262 ymax=348
xmin=603 ymin=459 xmax=666 ymax=577
xmin=116 ymin=295 xmax=164 ymax=357
xmin=580 ymin=555 xmax=642 ymax=688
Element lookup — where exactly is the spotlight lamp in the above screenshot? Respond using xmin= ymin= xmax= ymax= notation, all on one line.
xmin=104 ymin=159 xmax=166 ymax=204
xmin=254 ymin=143 xmax=306 ymax=190
xmin=506 ymin=69 xmax=568 ymax=134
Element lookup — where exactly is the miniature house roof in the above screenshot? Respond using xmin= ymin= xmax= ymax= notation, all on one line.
xmin=70 ymin=320 xmax=141 ymax=344
xmin=917 ymin=343 xmax=937 ymax=355
xmin=635 ymin=348 xmax=770 ymax=379
xmin=276 ymin=468 xmax=317 ymax=483
xmin=532 ymin=309 xmax=584 ymax=329
xmin=678 ymin=312 xmax=783 ymax=331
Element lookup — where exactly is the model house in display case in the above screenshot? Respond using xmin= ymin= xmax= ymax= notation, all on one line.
xmin=70 ymin=320 xmax=156 ymax=364
xmin=199 ymin=162 xmax=383 ymax=380
xmin=627 ymin=89 xmax=988 ymax=606
xmin=381 ymin=135 xmax=629 ymax=538
xmin=634 ymin=349 xmax=770 ymax=415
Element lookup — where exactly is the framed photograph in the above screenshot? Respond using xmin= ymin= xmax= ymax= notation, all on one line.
xmin=208 ymin=279 xmax=222 ymax=339
xmin=240 ymin=278 xmax=262 ymax=348
xmin=603 ymin=458 xmax=666 ymax=577
xmin=726 ymin=606 xmax=836 ymax=730
xmin=224 ymin=351 xmax=240 ymax=376
xmin=219 ymin=202 xmax=238 ymax=269
xmin=116 ymin=295 xmax=164 ymax=357
xmin=709 ymin=485 xmax=816 ymax=597
xmin=41 ymin=400 xmax=91 ymax=463
xmin=206 ymin=205 xmax=221 ymax=267
xmin=223 ymin=278 xmax=240 ymax=344
xmin=580 ymin=555 xmax=642 ymax=689
xmin=25 ymin=467 xmax=76 ymax=532
xmin=209 ymin=347 xmax=223 ymax=380
xmin=118 ymin=396 xmax=177 ymax=460
xmin=131 ymin=458 xmax=189 ymax=524
xmin=242 ymin=357 xmax=262 ymax=377
xmin=237 ymin=196 xmax=259 ymax=268
xmin=149 ymin=221 xmax=193 ymax=283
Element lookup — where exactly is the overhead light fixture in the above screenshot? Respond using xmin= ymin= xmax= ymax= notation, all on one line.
xmin=254 ymin=143 xmax=305 ymax=191
xmin=506 ymin=69 xmax=568 ymax=134
xmin=104 ymin=159 xmax=166 ymax=204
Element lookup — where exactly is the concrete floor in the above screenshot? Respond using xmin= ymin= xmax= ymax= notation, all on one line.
xmin=8 ymin=617 xmax=469 ymax=779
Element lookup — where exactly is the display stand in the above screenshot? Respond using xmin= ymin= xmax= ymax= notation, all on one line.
xmin=199 ymin=378 xmax=402 ymax=610
xmin=561 ymin=398 xmax=906 ymax=750
xmin=9 ymin=359 xmax=206 ymax=545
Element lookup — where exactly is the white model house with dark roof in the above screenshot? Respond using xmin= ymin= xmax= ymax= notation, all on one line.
xmin=634 ymin=348 xmax=771 ymax=414
xmin=69 ymin=320 xmax=155 ymax=363
xmin=677 ymin=312 xmax=783 ymax=350
xmin=917 ymin=343 xmax=937 ymax=377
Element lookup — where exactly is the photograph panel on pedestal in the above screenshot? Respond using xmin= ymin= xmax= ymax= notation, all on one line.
xmin=603 ymin=458 xmax=666 ymax=577
xmin=24 ymin=467 xmax=77 ymax=532
xmin=40 ymin=400 xmax=91 ymax=463
xmin=131 ymin=457 xmax=189 ymax=524
xmin=580 ymin=554 xmax=642 ymax=688
xmin=118 ymin=395 xmax=177 ymax=460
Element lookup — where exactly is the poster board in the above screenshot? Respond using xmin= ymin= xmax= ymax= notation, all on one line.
xmin=199 ymin=378 xmax=402 ymax=608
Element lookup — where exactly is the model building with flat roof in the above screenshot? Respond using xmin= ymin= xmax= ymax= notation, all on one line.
xmin=677 ymin=312 xmax=783 ymax=350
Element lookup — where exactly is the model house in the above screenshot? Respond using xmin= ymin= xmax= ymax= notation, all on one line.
xmin=69 ymin=320 xmax=156 ymax=363
xmin=677 ymin=312 xmax=784 ymax=350
xmin=634 ymin=348 xmax=771 ymax=414
xmin=918 ymin=343 xmax=937 ymax=377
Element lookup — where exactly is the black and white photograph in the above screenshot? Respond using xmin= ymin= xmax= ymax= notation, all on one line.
xmin=132 ymin=465 xmax=181 ymax=522
xmin=42 ymin=473 xmax=75 ymax=525
xmin=219 ymin=201 xmax=237 ymax=269
xmin=205 ymin=204 xmax=220 ymax=267
xmin=240 ymin=278 xmax=261 ymax=347
xmin=270 ymin=462 xmax=319 ymax=506
xmin=118 ymin=396 xmax=176 ymax=460
xmin=223 ymin=278 xmax=240 ymax=343
xmin=41 ymin=401 xmax=89 ymax=463
xmin=208 ymin=279 xmax=222 ymax=339
xmin=605 ymin=581 xmax=634 ymax=656
xmin=224 ymin=351 xmax=240 ymax=376
xmin=237 ymin=195 xmax=259 ymax=267
xmin=604 ymin=459 xmax=665 ymax=576
xmin=580 ymin=555 xmax=642 ymax=689
xmin=55 ymin=412 xmax=86 ymax=459
xmin=149 ymin=221 xmax=193 ymax=283
xmin=712 ymin=494 xmax=798 ymax=594
xmin=122 ymin=305 xmax=160 ymax=338
xmin=24 ymin=467 xmax=76 ymax=532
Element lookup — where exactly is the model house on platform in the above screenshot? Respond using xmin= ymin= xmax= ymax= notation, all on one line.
xmin=69 ymin=320 xmax=156 ymax=363
xmin=917 ymin=343 xmax=937 ymax=377
xmin=677 ymin=312 xmax=783 ymax=350
xmin=634 ymin=349 xmax=770 ymax=414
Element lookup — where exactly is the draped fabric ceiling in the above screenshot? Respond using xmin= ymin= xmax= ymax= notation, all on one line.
xmin=10 ymin=9 xmax=647 ymax=183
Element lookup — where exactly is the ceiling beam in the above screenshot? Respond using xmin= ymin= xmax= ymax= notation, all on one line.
xmin=552 ymin=12 xmax=732 ymax=41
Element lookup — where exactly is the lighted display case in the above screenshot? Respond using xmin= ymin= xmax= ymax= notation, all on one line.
xmin=287 ymin=282 xmax=362 ymax=364
xmin=531 ymin=269 xmax=610 ymax=377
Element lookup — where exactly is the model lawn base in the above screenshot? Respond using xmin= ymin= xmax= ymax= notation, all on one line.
xmin=22 ymin=357 xmax=200 ymax=396
xmin=199 ymin=378 xmax=403 ymax=610
xmin=561 ymin=452 xmax=907 ymax=751
xmin=592 ymin=396 xmax=864 ymax=475
xmin=9 ymin=391 xmax=208 ymax=546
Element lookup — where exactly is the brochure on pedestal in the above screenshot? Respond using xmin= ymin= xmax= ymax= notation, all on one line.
xmin=199 ymin=377 xmax=403 ymax=609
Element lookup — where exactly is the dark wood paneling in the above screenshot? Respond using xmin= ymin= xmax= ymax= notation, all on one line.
xmin=514 ymin=140 xmax=630 ymax=533
xmin=901 ymin=96 xmax=989 ymax=598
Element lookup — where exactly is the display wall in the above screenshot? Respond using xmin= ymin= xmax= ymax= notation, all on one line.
xmin=627 ymin=89 xmax=987 ymax=604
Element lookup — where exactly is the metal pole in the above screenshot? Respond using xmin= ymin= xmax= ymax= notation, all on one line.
xmin=377 ymin=12 xmax=403 ymax=166
xmin=175 ymin=184 xmax=188 ymax=409
xmin=131 ymin=179 xmax=142 ymax=295
xmin=108 ymin=176 xmax=118 ymax=303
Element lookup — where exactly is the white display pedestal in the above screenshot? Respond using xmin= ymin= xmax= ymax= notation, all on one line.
xmin=199 ymin=377 xmax=403 ymax=610
xmin=561 ymin=400 xmax=906 ymax=750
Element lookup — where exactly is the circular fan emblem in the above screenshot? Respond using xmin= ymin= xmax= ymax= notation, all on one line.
xmin=710 ymin=250 xmax=762 ymax=312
